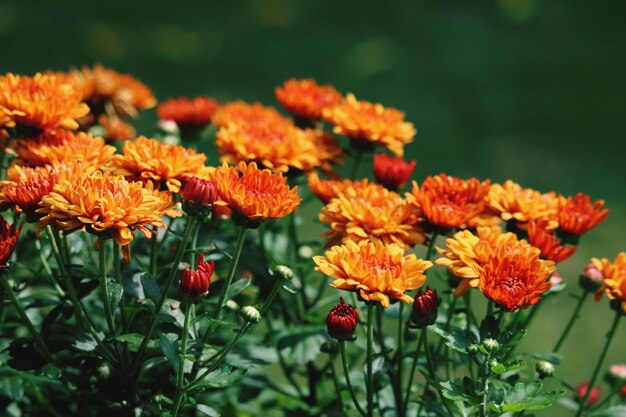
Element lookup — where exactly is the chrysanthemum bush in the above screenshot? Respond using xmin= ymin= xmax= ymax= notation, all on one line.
xmin=0 ymin=68 xmax=624 ymax=417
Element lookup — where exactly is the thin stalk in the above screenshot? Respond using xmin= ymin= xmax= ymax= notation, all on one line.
xmin=435 ymin=296 xmax=457 ymax=356
xmin=340 ymin=341 xmax=367 ymax=417
xmin=98 ymin=237 xmax=115 ymax=335
xmin=132 ymin=216 xmax=197 ymax=375
xmin=214 ymin=226 xmax=247 ymax=320
xmin=396 ymin=303 xmax=405 ymax=414
xmin=189 ymin=219 xmax=201 ymax=269
xmin=329 ymin=354 xmax=345 ymax=411
xmin=425 ymin=233 xmax=438 ymax=261
xmin=403 ymin=329 xmax=426 ymax=416
xmin=172 ymin=301 xmax=192 ymax=417
xmin=574 ymin=310 xmax=622 ymax=417
xmin=350 ymin=148 xmax=364 ymax=179
xmin=553 ymin=292 xmax=588 ymax=353
xmin=366 ymin=303 xmax=375 ymax=417
xmin=481 ymin=372 xmax=490 ymax=417
xmin=288 ymin=211 xmax=308 ymax=311
xmin=421 ymin=329 xmax=455 ymax=417
xmin=149 ymin=226 xmax=159 ymax=277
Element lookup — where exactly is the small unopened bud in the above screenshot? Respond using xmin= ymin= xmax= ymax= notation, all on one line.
xmin=327 ymin=297 xmax=359 ymax=341
xmin=180 ymin=177 xmax=218 ymax=218
xmin=481 ymin=338 xmax=500 ymax=353
xmin=240 ymin=306 xmax=261 ymax=324
xmin=607 ymin=363 xmax=626 ymax=384
xmin=575 ymin=382 xmax=600 ymax=406
xmin=272 ymin=265 xmax=294 ymax=281
xmin=373 ymin=152 xmax=416 ymax=190
xmin=467 ymin=344 xmax=479 ymax=354
xmin=536 ymin=360 xmax=555 ymax=379
xmin=410 ymin=287 xmax=439 ymax=329
xmin=487 ymin=359 xmax=500 ymax=371
xmin=579 ymin=262 xmax=604 ymax=292
xmin=225 ymin=300 xmax=239 ymax=311
xmin=179 ymin=254 xmax=214 ymax=302
xmin=550 ymin=271 xmax=563 ymax=286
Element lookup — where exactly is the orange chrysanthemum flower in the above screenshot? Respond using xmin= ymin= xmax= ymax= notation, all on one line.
xmin=307 ymin=171 xmax=371 ymax=204
xmin=0 ymin=73 xmax=89 ymax=132
xmin=275 ymin=78 xmax=342 ymax=122
xmin=487 ymin=180 xmax=559 ymax=229
xmin=111 ymin=136 xmax=207 ymax=192
xmin=216 ymin=120 xmax=341 ymax=173
xmin=0 ymin=214 xmax=19 ymax=270
xmin=98 ymin=115 xmax=136 ymax=141
xmin=557 ymin=193 xmax=609 ymax=236
xmin=322 ymin=93 xmax=416 ymax=156
xmin=314 ymin=240 xmax=432 ymax=308
xmin=212 ymin=161 xmax=301 ymax=225
xmin=527 ymin=220 xmax=576 ymax=263
xmin=70 ymin=64 xmax=156 ymax=119
xmin=319 ymin=182 xmax=425 ymax=248
xmin=0 ymin=165 xmax=58 ymax=221
xmin=436 ymin=226 xmax=516 ymax=296
xmin=478 ymin=239 xmax=556 ymax=311
xmin=38 ymin=171 xmax=165 ymax=247
xmin=407 ymin=174 xmax=491 ymax=231
xmin=157 ymin=96 xmax=220 ymax=132
xmin=593 ymin=252 xmax=626 ymax=312
xmin=212 ymin=100 xmax=290 ymax=129
xmin=12 ymin=130 xmax=115 ymax=168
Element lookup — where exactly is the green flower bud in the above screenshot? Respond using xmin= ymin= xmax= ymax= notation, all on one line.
xmin=481 ymin=338 xmax=500 ymax=353
xmin=240 ymin=306 xmax=261 ymax=324
xmin=272 ymin=265 xmax=294 ymax=281
xmin=536 ymin=360 xmax=555 ymax=379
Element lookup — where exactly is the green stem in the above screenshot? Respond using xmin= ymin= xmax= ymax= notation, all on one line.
xmin=329 ymin=354 xmax=345 ymax=411
xmin=132 ymin=216 xmax=197 ymax=376
xmin=98 ymin=237 xmax=115 ymax=335
xmin=288 ymin=211 xmax=308 ymax=312
xmin=189 ymin=220 xmax=201 ymax=269
xmin=403 ymin=329 xmax=426 ymax=416
xmin=214 ymin=226 xmax=247 ymax=320
xmin=574 ymin=310 xmax=622 ymax=417
xmin=421 ymin=329 xmax=455 ymax=417
xmin=340 ymin=341 xmax=367 ymax=417
xmin=553 ymin=292 xmax=589 ymax=353
xmin=172 ymin=302 xmax=192 ymax=417
xmin=366 ymin=303 xmax=375 ymax=417
xmin=435 ymin=295 xmax=457 ymax=356
xmin=149 ymin=226 xmax=159 ymax=278
xmin=396 ymin=302 xmax=405 ymax=414
xmin=350 ymin=147 xmax=364 ymax=179
xmin=425 ymin=233 xmax=438 ymax=261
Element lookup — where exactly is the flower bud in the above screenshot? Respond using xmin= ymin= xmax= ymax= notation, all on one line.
xmin=579 ymin=262 xmax=604 ymax=292
xmin=536 ymin=360 xmax=555 ymax=379
xmin=607 ymin=363 xmax=626 ymax=384
xmin=225 ymin=300 xmax=239 ymax=311
xmin=575 ymin=382 xmax=600 ymax=406
xmin=327 ymin=297 xmax=359 ymax=341
xmin=487 ymin=359 xmax=500 ymax=372
xmin=0 ymin=215 xmax=19 ymax=270
xmin=410 ymin=287 xmax=438 ymax=329
xmin=272 ymin=265 xmax=294 ymax=281
xmin=179 ymin=254 xmax=214 ymax=301
xmin=620 ymin=385 xmax=626 ymax=399
xmin=373 ymin=152 xmax=417 ymax=191
xmin=240 ymin=306 xmax=261 ymax=324
xmin=481 ymin=338 xmax=500 ymax=353
xmin=180 ymin=177 xmax=218 ymax=218
xmin=467 ymin=344 xmax=479 ymax=354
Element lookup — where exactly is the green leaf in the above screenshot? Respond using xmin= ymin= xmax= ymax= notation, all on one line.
xmin=73 ymin=332 xmax=98 ymax=352
xmin=159 ymin=333 xmax=179 ymax=374
xmin=108 ymin=282 xmax=124 ymax=310
xmin=112 ymin=333 xmax=144 ymax=347
xmin=431 ymin=326 xmax=472 ymax=353
xmin=440 ymin=379 xmax=480 ymax=417
xmin=0 ymin=376 xmax=24 ymax=400
xmin=190 ymin=314 xmax=231 ymax=328
xmin=227 ymin=277 xmax=251 ymax=300
xmin=504 ymin=359 xmax=526 ymax=372
xmin=141 ymin=273 xmax=161 ymax=304
xmin=190 ymin=366 xmax=247 ymax=390
xmin=277 ymin=325 xmax=326 ymax=366
xmin=41 ymin=363 xmax=62 ymax=380
xmin=587 ymin=406 xmax=626 ymax=417
xmin=196 ymin=404 xmax=220 ymax=417
xmin=499 ymin=382 xmax=564 ymax=412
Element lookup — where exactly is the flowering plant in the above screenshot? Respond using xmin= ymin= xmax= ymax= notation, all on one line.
xmin=0 ymin=69 xmax=623 ymax=417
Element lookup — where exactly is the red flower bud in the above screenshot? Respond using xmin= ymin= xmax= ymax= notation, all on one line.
xmin=575 ymin=382 xmax=600 ymax=406
xmin=410 ymin=287 xmax=439 ymax=328
xmin=179 ymin=254 xmax=214 ymax=300
xmin=0 ymin=215 xmax=19 ymax=270
xmin=180 ymin=177 xmax=218 ymax=217
xmin=373 ymin=153 xmax=416 ymax=190
xmin=579 ymin=262 xmax=604 ymax=292
xmin=327 ymin=297 xmax=359 ymax=340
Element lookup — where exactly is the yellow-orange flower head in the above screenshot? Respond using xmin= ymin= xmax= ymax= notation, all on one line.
xmin=212 ymin=161 xmax=301 ymax=226
xmin=478 ymin=239 xmax=555 ymax=311
xmin=487 ymin=180 xmax=558 ymax=229
xmin=557 ymin=193 xmax=609 ymax=236
xmin=212 ymin=100 xmax=290 ymax=129
xmin=216 ymin=120 xmax=341 ymax=173
xmin=12 ymin=130 xmax=115 ymax=168
xmin=407 ymin=174 xmax=491 ymax=231
xmin=319 ymin=182 xmax=425 ymax=249
xmin=111 ymin=136 xmax=207 ymax=192
xmin=0 ymin=73 xmax=89 ymax=133
xmin=157 ymin=96 xmax=220 ymax=132
xmin=0 ymin=164 xmax=61 ymax=222
xmin=322 ymin=93 xmax=416 ymax=156
xmin=307 ymin=171 xmax=371 ymax=204
xmin=275 ymin=78 xmax=342 ymax=122
xmin=98 ymin=115 xmax=136 ymax=141
xmin=593 ymin=252 xmax=626 ymax=313
xmin=314 ymin=240 xmax=433 ymax=307
xmin=38 ymin=171 xmax=165 ymax=247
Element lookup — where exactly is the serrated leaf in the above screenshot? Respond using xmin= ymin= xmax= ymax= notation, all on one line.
xmin=587 ymin=406 xmax=626 ymax=417
xmin=108 ymin=282 xmax=124 ymax=310
xmin=440 ymin=379 xmax=472 ymax=401
xmin=159 ymin=333 xmax=179 ymax=374
xmin=141 ymin=273 xmax=161 ymax=304
xmin=112 ymin=333 xmax=144 ymax=347
xmin=499 ymin=382 xmax=564 ymax=412
xmin=504 ymin=359 xmax=526 ymax=372
xmin=190 ymin=366 xmax=246 ymax=390
xmin=431 ymin=326 xmax=472 ymax=353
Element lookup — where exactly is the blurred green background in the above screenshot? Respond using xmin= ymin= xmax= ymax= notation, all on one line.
xmin=1 ymin=0 xmax=625 ymax=414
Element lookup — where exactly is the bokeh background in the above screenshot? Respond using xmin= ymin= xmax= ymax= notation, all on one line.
xmin=1 ymin=0 xmax=625 ymax=414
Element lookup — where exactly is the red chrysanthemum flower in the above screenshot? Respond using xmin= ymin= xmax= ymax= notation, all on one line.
xmin=326 ymin=297 xmax=359 ymax=340
xmin=410 ymin=287 xmax=439 ymax=328
xmin=373 ymin=152 xmax=416 ymax=190
xmin=157 ymin=96 xmax=220 ymax=132
xmin=275 ymin=78 xmax=342 ymax=122
xmin=557 ymin=193 xmax=609 ymax=236
xmin=180 ymin=253 xmax=214 ymax=300
xmin=527 ymin=220 xmax=577 ymax=263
